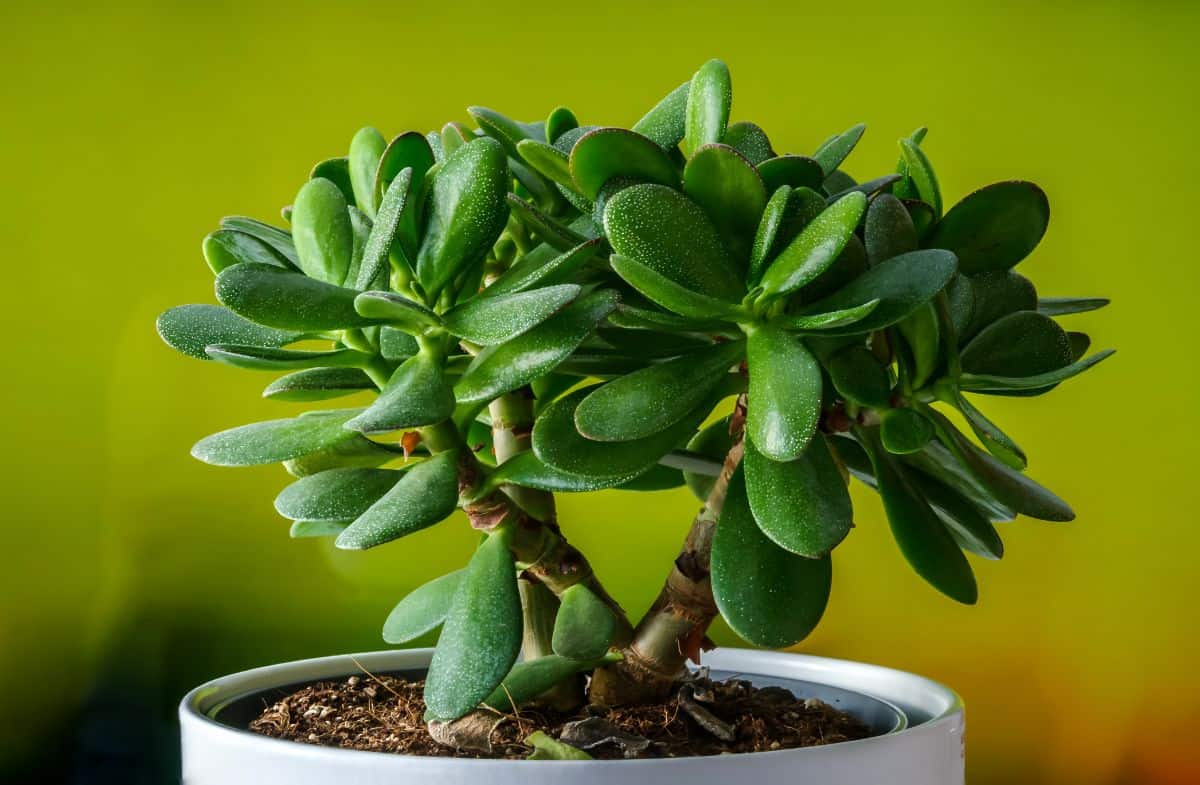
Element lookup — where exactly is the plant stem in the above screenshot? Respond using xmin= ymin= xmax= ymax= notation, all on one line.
xmin=588 ymin=396 xmax=747 ymax=705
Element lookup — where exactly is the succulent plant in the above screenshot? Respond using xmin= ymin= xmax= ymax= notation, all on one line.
xmin=158 ymin=58 xmax=1112 ymax=742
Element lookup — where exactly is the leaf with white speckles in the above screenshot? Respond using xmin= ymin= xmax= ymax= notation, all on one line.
xmin=292 ymin=177 xmax=355 ymax=285
xmin=349 ymin=127 xmax=387 ymax=216
xmin=202 ymin=229 xmax=291 ymax=274
xmin=344 ymin=353 xmax=455 ymax=434
xmin=335 ymin=451 xmax=459 ymax=550
xmin=204 ymin=344 xmax=369 ymax=371
xmin=216 ymin=263 xmax=375 ymax=331
xmin=745 ymin=325 xmax=821 ymax=462
xmin=685 ymin=59 xmax=731 ymax=154
xmin=262 ymin=367 xmax=375 ymax=402
xmin=812 ymin=123 xmax=865 ymax=177
xmin=157 ymin=304 xmax=302 ymax=360
xmin=383 ymin=570 xmax=463 ymax=644
xmin=443 ymin=284 xmax=581 ymax=345
xmin=744 ymin=437 xmax=851 ymax=558
xmin=633 ymin=80 xmax=689 ymax=150
xmin=191 ymin=410 xmax=365 ymax=467
xmin=757 ymin=192 xmax=866 ymax=301
xmin=275 ymin=467 xmax=404 ymax=522
xmin=569 ymin=128 xmax=678 ymax=199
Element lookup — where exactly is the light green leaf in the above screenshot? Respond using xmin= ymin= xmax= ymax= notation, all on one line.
xmin=289 ymin=520 xmax=349 ymax=538
xmin=526 ymin=731 xmax=593 ymax=761
xmin=609 ymin=254 xmax=745 ymax=322
xmin=722 ymin=121 xmax=773 ymax=165
xmin=202 ymin=229 xmax=291 ymax=274
xmin=263 ymin=367 xmax=374 ymax=401
xmin=633 ymin=80 xmax=689 ymax=150
xmin=486 ymin=239 xmax=602 ymax=297
xmin=516 ymin=139 xmax=576 ymax=191
xmin=813 ymin=123 xmax=865 ymax=176
xmin=216 ymin=263 xmax=374 ymax=331
xmin=958 ymin=349 xmax=1115 ymax=393
xmin=205 ymin=344 xmax=368 ymax=371
xmin=685 ymin=59 xmax=732 ymax=153
xmin=345 ymin=353 xmax=455 ymax=434
xmin=292 ymin=177 xmax=354 ymax=285
xmin=683 ymin=143 xmax=768 ymax=263
xmin=310 ymin=157 xmax=355 ymax=205
xmin=275 ymin=467 xmax=403 ymax=522
xmin=355 ymin=168 xmax=413 ymax=290
xmin=445 ymin=285 xmax=580 ymax=345
xmin=383 ymin=570 xmax=464 ymax=644
xmin=349 ymin=127 xmax=387 ymax=216
xmin=219 ymin=216 xmax=299 ymax=267
xmin=953 ymin=393 xmax=1026 ymax=469
xmin=552 ymin=584 xmax=616 ymax=660
xmin=898 ymin=139 xmax=942 ymax=217
xmin=191 ymin=410 xmax=364 ymax=467
xmin=336 ymin=451 xmax=460 ymax=549
xmin=569 ymin=127 xmax=679 ymax=199
xmin=157 ymin=304 xmax=302 ymax=360
xmin=354 ymin=290 xmax=440 ymax=334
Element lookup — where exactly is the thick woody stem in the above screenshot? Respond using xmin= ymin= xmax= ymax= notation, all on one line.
xmin=588 ymin=396 xmax=747 ymax=705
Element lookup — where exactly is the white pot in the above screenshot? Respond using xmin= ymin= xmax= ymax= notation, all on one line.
xmin=179 ymin=648 xmax=964 ymax=784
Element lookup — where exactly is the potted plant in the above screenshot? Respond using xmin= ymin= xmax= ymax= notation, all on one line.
xmin=160 ymin=59 xmax=1112 ymax=784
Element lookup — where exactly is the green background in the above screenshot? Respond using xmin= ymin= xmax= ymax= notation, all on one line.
xmin=2 ymin=2 xmax=1198 ymax=783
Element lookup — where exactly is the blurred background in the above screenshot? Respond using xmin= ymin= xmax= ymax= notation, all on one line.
xmin=2 ymin=1 xmax=1197 ymax=783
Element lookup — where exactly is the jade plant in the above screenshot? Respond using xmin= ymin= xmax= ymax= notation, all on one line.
xmin=158 ymin=59 xmax=1112 ymax=749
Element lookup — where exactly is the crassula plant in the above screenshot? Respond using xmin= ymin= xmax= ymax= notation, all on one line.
xmin=158 ymin=59 xmax=1112 ymax=752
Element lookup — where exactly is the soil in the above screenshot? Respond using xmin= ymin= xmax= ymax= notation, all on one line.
xmin=248 ymin=669 xmax=871 ymax=760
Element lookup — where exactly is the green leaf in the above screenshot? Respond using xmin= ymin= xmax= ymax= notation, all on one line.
xmin=275 ymin=467 xmax=403 ymax=522
xmin=383 ymin=570 xmax=464 ymax=644
xmin=487 ymin=451 xmax=642 ymax=493
xmin=545 ymin=106 xmax=578 ymax=144
xmin=454 ymin=290 xmax=619 ymax=405
xmin=415 ymin=137 xmax=510 ymax=296
xmin=826 ymin=174 xmax=902 ymax=202
xmin=289 ymin=520 xmax=349 ymax=538
xmin=953 ymin=393 xmax=1026 ymax=469
xmin=961 ymin=311 xmax=1073 ymax=392
xmin=609 ymin=255 xmax=744 ymax=322
xmin=1037 ymin=296 xmax=1111 ymax=316
xmin=893 ymin=127 xmax=928 ymax=200
xmin=205 ymin=344 xmax=368 ymax=371
xmin=486 ymin=239 xmax=602 ymax=296
xmin=859 ymin=429 xmax=977 ymax=604
xmin=484 ymin=656 xmax=593 ymax=714
xmin=349 ymin=127 xmax=387 ymax=216
xmin=353 ymin=290 xmax=440 ymax=334
xmin=263 ymin=367 xmax=374 ymax=401
xmin=380 ymin=326 xmax=419 ymax=361
xmin=202 ymin=229 xmax=291 ymax=274
xmin=604 ymin=184 xmax=745 ymax=301
xmin=345 ymin=353 xmax=455 ymax=434
xmin=157 ymin=304 xmax=302 ymax=360
xmin=813 ymin=123 xmax=865 ymax=176
xmin=607 ymin=302 xmax=730 ymax=334
xmin=344 ymin=206 xmax=372 ymax=289
xmin=216 ymin=263 xmax=373 ymax=331
xmin=616 ymin=462 xmax=685 ymax=491
xmin=776 ymin=299 xmax=881 ymax=332
xmin=355 ymin=168 xmax=414 ymax=291
xmin=963 ymin=270 xmax=1037 ymax=341
xmin=219 ymin=216 xmax=299 ymax=267
xmin=569 ymin=128 xmax=678 ymax=199
xmin=712 ymin=468 xmax=832 ymax=647
xmin=793 ymin=249 xmax=958 ymax=335
xmin=292 ymin=177 xmax=354 ymax=285
xmin=685 ymin=59 xmax=731 ymax=154
xmin=533 ymin=386 xmax=709 ymax=479
xmin=191 ymin=410 xmax=364 ymax=467
xmin=749 ymin=186 xmax=792 ymax=284
xmin=516 ymin=139 xmax=575 ymax=191
xmin=506 ymin=194 xmax=588 ymax=251
xmin=444 ymin=285 xmax=580 ymax=345
xmin=596 ymin=326 xmax=716 ymax=359
xmin=879 ymin=408 xmax=934 ymax=454
xmin=310 ymin=157 xmax=355 ymax=205
xmin=468 ymin=106 xmax=534 ymax=157
xmin=897 ymin=139 xmax=942 ymax=217
xmin=908 ymin=471 xmax=1004 ymax=560
xmin=944 ymin=274 xmax=975 ymax=338
xmin=722 ymin=121 xmax=773 ymax=165
xmin=1068 ymin=332 xmax=1090 ymax=361
xmin=375 ymin=131 xmax=435 ymax=202
xmin=683 ymin=144 xmax=768 ymax=263
xmin=282 ymin=434 xmax=400 ymax=477
xmin=929 ymin=181 xmax=1049 ymax=275
xmin=633 ymin=80 xmax=689 ymax=150
xmin=757 ymin=192 xmax=867 ymax=300
xmin=900 ymin=441 xmax=1016 ymax=523
xmin=758 ymin=155 xmax=824 ymax=192
xmin=552 ymin=584 xmax=616 ymax=660
xmin=896 ymin=303 xmax=940 ymax=389
xmin=336 ymin=451 xmax=460 ymax=549
xmin=526 ymin=731 xmax=593 ymax=761
xmin=574 ymin=340 xmax=744 ymax=442
xmin=744 ymin=436 xmax=851 ymax=558
xmin=825 ymin=345 xmax=891 ymax=408
xmin=958 ymin=348 xmax=1115 ymax=393
xmin=424 ymin=533 xmax=522 ymax=721
xmin=745 ymin=324 xmax=822 ymax=462
xmin=683 ymin=418 xmax=733 ymax=501
xmin=865 ymin=193 xmax=918 ymax=265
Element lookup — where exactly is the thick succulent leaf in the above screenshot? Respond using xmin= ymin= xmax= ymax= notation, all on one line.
xmin=344 ymin=206 xmax=371 ymax=288
xmin=1068 ymin=332 xmax=1090 ymax=361
xmin=860 ymin=429 xmax=977 ymax=604
xmin=310 ymin=157 xmax=355 ymax=205
xmin=354 ymin=290 xmax=440 ymax=334
xmin=569 ymin=128 xmax=678 ymax=199
xmin=757 ymin=192 xmax=867 ymax=300
xmin=486 ymin=239 xmax=602 ymax=296
xmin=898 ymin=139 xmax=942 ymax=217
xmin=712 ymin=468 xmax=832 ymax=647
xmin=355 ymin=168 xmax=413 ymax=290
xmin=929 ymin=181 xmax=1050 ymax=275
xmin=893 ymin=127 xmax=928 ymax=199
xmin=749 ymin=185 xmax=791 ymax=284
xmin=632 ymin=80 xmax=689 ymax=149
xmin=275 ymin=467 xmax=403 ymax=522
xmin=607 ymin=302 xmax=730 ymax=334
xmin=205 ymin=344 xmax=368 ymax=371
xmin=191 ymin=410 xmax=364 ymax=467
xmin=604 ymin=184 xmax=744 ymax=300
xmin=220 ymin=216 xmax=299 ymax=267
xmin=382 ymin=570 xmax=464 ymax=644
xmin=954 ymin=393 xmax=1026 ymax=470
xmin=290 ymin=520 xmax=349 ymax=538
xmin=349 ymin=127 xmax=387 ymax=215
xmin=776 ymin=299 xmax=881 ymax=332
xmin=551 ymin=584 xmax=616 ymax=660
xmin=900 ymin=441 xmax=1016 ymax=523
xmin=609 ymin=255 xmax=745 ymax=322
xmin=468 ymin=106 xmax=534 ymax=157
xmin=793 ymin=249 xmax=958 ymax=335
xmin=812 ymin=123 xmax=865 ymax=176
xmin=683 ymin=417 xmax=733 ymax=501
xmin=758 ymin=155 xmax=824 ymax=192
xmin=345 ymin=354 xmax=455 ymax=434
xmin=545 ymin=106 xmax=578 ymax=144
xmin=375 ymin=131 xmax=435 ymax=203
xmin=596 ymin=326 xmax=714 ymax=360
xmin=533 ymin=386 xmax=709 ymax=478
xmin=944 ymin=275 xmax=975 ymax=338
xmin=908 ymin=472 xmax=1004 ymax=560
xmin=424 ymin=534 xmax=522 ymax=721
xmin=157 ymin=304 xmax=302 ymax=360
xmin=896 ymin=303 xmax=941 ymax=389
xmin=263 ymin=367 xmax=374 ymax=401
xmin=683 ymin=143 xmax=767 ymax=263
xmin=282 ymin=433 xmax=400 ymax=477
xmin=202 ymin=229 xmax=291 ymax=274
xmin=484 ymin=656 xmax=595 ymax=715
xmin=685 ymin=59 xmax=731 ymax=153
xmin=516 ymin=139 xmax=576 ymax=191
xmin=380 ymin=326 xmax=419 ymax=361
xmin=745 ymin=325 xmax=822 ymax=462
xmin=574 ymin=340 xmax=744 ymax=442
xmin=961 ymin=311 xmax=1073 ymax=391
xmin=963 ymin=270 xmax=1037 ymax=341
xmin=444 ymin=285 xmax=580 ymax=345
xmin=616 ymin=463 xmax=685 ymax=491
xmin=292 ymin=177 xmax=354 ymax=285
xmin=416 ymin=137 xmax=509 ymax=296
xmin=827 ymin=174 xmax=902 ymax=202
xmin=506 ymin=195 xmax=588 ymax=251
xmin=722 ymin=121 xmax=773 ymax=165
xmin=958 ymin=348 xmax=1115 ymax=393
xmin=744 ymin=436 xmax=851 ymax=558
xmin=865 ymin=193 xmax=918 ymax=265
xmin=454 ymin=290 xmax=618 ymax=405
xmin=825 ymin=345 xmax=891 ymax=408
xmin=526 ymin=731 xmax=593 ymax=761
xmin=879 ymin=408 xmax=934 ymax=454
xmin=1037 ymin=296 xmax=1110 ymax=316
xmin=487 ymin=451 xmax=642 ymax=493
xmin=216 ymin=263 xmax=373 ymax=331
xmin=336 ymin=451 xmax=460 ymax=549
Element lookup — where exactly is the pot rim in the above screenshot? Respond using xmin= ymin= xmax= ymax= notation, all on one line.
xmin=180 ymin=647 xmax=963 ymax=766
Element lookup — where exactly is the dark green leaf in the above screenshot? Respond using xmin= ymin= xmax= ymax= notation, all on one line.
xmin=344 ymin=206 xmax=371 ymax=289
xmin=900 ymin=441 xmax=1016 ymax=523
xmin=683 ymin=144 xmax=768 ymax=263
xmin=712 ymin=468 xmax=832 ymax=647
xmin=879 ymin=408 xmax=934 ymax=454
xmin=813 ymin=123 xmax=865 ymax=176
xmin=275 ymin=467 xmax=403 ymax=522
xmin=961 ymin=311 xmax=1073 ymax=393
xmin=202 ymin=229 xmax=290 ymax=274
xmin=893 ymin=127 xmax=928 ymax=200
xmin=722 ymin=121 xmax=773 ymax=165
xmin=292 ymin=177 xmax=354 ymax=285
xmin=963 ymin=270 xmax=1037 ymax=341
xmin=685 ymin=59 xmax=731 ymax=153
xmin=354 ymin=290 xmax=440 ymax=334
xmin=744 ymin=436 xmax=851 ymax=558
xmin=468 ymin=106 xmax=534 ymax=157
xmin=897 ymin=139 xmax=942 ymax=217
xmin=757 ymin=192 xmax=867 ymax=300
xmin=383 ymin=570 xmax=464 ymax=644
xmin=336 ymin=451 xmax=460 ymax=549
xmin=191 ymin=410 xmax=364 ymax=467
xmin=445 ymin=285 xmax=580 ymax=345
xmin=953 ymin=393 xmax=1026 ymax=469
xmin=345 ymin=353 xmax=455 ymax=434
xmin=349 ymin=127 xmax=387 ymax=215
xmin=907 ymin=472 xmax=1004 ymax=560
xmin=616 ymin=462 xmax=685 ymax=491
xmin=486 ymin=239 xmax=602 ymax=296
xmin=484 ymin=656 xmax=594 ymax=714
xmin=609 ymin=254 xmax=745 ymax=322
xmin=633 ymin=80 xmax=689 ymax=150
xmin=552 ymin=584 xmax=616 ymax=660
xmin=825 ymin=345 xmax=891 ymax=408
xmin=380 ymin=326 xmax=419 ymax=361
xmin=219 ymin=216 xmax=299 ymax=267
xmin=157 ymin=304 xmax=302 ymax=360
xmin=746 ymin=324 xmax=822 ymax=462
xmin=826 ymin=174 xmax=902 ymax=202
xmin=865 ymin=193 xmax=918 ymax=265
xmin=263 ymin=367 xmax=374 ymax=401
xmin=375 ymin=131 xmax=435 ymax=204
xmin=1037 ymin=296 xmax=1111 ymax=316
xmin=758 ymin=155 xmax=824 ymax=192
xmin=424 ymin=533 xmax=522 ymax=721
xmin=515 ymin=139 xmax=576 ymax=191
xmin=595 ymin=327 xmax=713 ymax=359
xmin=574 ymin=340 xmax=745 ymax=441
xmin=749 ymin=185 xmax=791 ymax=284
xmin=356 ymin=168 xmax=414 ymax=291
xmin=205 ymin=344 xmax=368 ymax=371
xmin=958 ymin=348 xmax=1115 ymax=393
xmin=896 ymin=303 xmax=940 ymax=388
xmin=569 ymin=128 xmax=678 ymax=199
xmin=944 ymin=274 xmax=974 ymax=338
xmin=683 ymin=417 xmax=733 ymax=501
xmin=776 ymin=299 xmax=881 ymax=332
xmin=216 ymin=263 xmax=373 ymax=331
xmin=929 ymin=181 xmax=1049 ymax=274
xmin=506 ymin=194 xmax=588 ymax=251
xmin=282 ymin=433 xmax=401 ymax=477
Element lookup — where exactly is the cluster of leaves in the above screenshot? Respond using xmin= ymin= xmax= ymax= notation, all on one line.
xmin=158 ymin=58 xmax=1111 ymax=724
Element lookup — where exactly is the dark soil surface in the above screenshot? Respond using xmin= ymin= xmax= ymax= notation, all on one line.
xmin=249 ymin=670 xmax=870 ymax=760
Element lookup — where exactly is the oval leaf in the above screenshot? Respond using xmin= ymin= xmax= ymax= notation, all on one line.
xmin=292 ymin=177 xmax=354 ymax=285
xmin=609 ymin=254 xmax=745 ymax=322
xmin=685 ymin=59 xmax=732 ymax=153
xmin=349 ymin=127 xmax=387 ymax=215
xmin=865 ymin=193 xmax=918 ymax=265
xmin=758 ymin=155 xmax=824 ymax=193
xmin=444 ymin=285 xmax=580 ymax=345
xmin=929 ymin=181 xmax=1049 ymax=275
xmin=335 ymin=451 xmax=460 ymax=550
xmin=216 ymin=263 xmax=374 ymax=331
xmin=263 ymin=367 xmax=374 ymax=402
xmin=746 ymin=325 xmax=822 ymax=462
xmin=552 ymin=584 xmax=616 ymax=660
xmin=757 ymin=192 xmax=867 ymax=300
xmin=202 ymin=229 xmax=290 ymax=274
xmin=569 ymin=127 xmax=678 ymax=200
xmin=897 ymin=139 xmax=942 ymax=217
xmin=191 ymin=410 xmax=363 ymax=467
xmin=825 ymin=345 xmax=891 ymax=408
xmin=744 ymin=436 xmax=852 ymax=558
xmin=633 ymin=80 xmax=689 ymax=150
xmin=813 ymin=123 xmax=866 ymax=177
xmin=383 ymin=570 xmax=464 ymax=644
xmin=205 ymin=344 xmax=367 ymax=371
xmin=484 ymin=656 xmax=595 ymax=715
xmin=275 ymin=467 xmax=403 ymax=522
xmin=219 ymin=216 xmax=299 ymax=267
xmin=354 ymin=290 xmax=440 ymax=334
xmin=683 ymin=144 xmax=768 ymax=263
xmin=880 ymin=408 xmax=934 ymax=454
xmin=157 ymin=304 xmax=302 ymax=360
xmin=355 ymin=168 xmax=414 ymax=290
xmin=345 ymin=353 xmax=455 ymax=434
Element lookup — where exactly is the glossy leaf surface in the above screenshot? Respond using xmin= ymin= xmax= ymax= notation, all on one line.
xmin=757 ymin=192 xmax=866 ymax=300
xmin=825 ymin=345 xmax=891 ymax=408
xmin=865 ymin=193 xmax=918 ymax=264
xmin=744 ymin=437 xmax=852 ymax=558
xmin=632 ymin=80 xmax=689 ymax=150
xmin=746 ymin=325 xmax=821 ymax=461
xmin=812 ymin=123 xmax=865 ymax=176
xmin=758 ymin=155 xmax=824 ymax=192
xmin=216 ymin=263 xmax=373 ymax=331
xmin=275 ymin=467 xmax=402 ymax=522
xmin=355 ymin=168 xmax=413 ymax=290
xmin=685 ymin=59 xmax=731 ymax=153
xmin=880 ymin=408 xmax=934 ymax=454
xmin=292 ymin=177 xmax=354 ymax=285
xmin=569 ymin=128 xmax=678 ymax=199
xmin=683 ymin=143 xmax=767 ymax=262
xmin=349 ymin=127 xmax=386 ymax=215
xmin=202 ymin=229 xmax=290 ymax=274
xmin=444 ymin=285 xmax=580 ymax=345
xmin=929 ymin=181 xmax=1049 ymax=274
xmin=898 ymin=139 xmax=942 ymax=217
xmin=262 ymin=367 xmax=374 ymax=401
xmin=205 ymin=344 xmax=367 ymax=371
